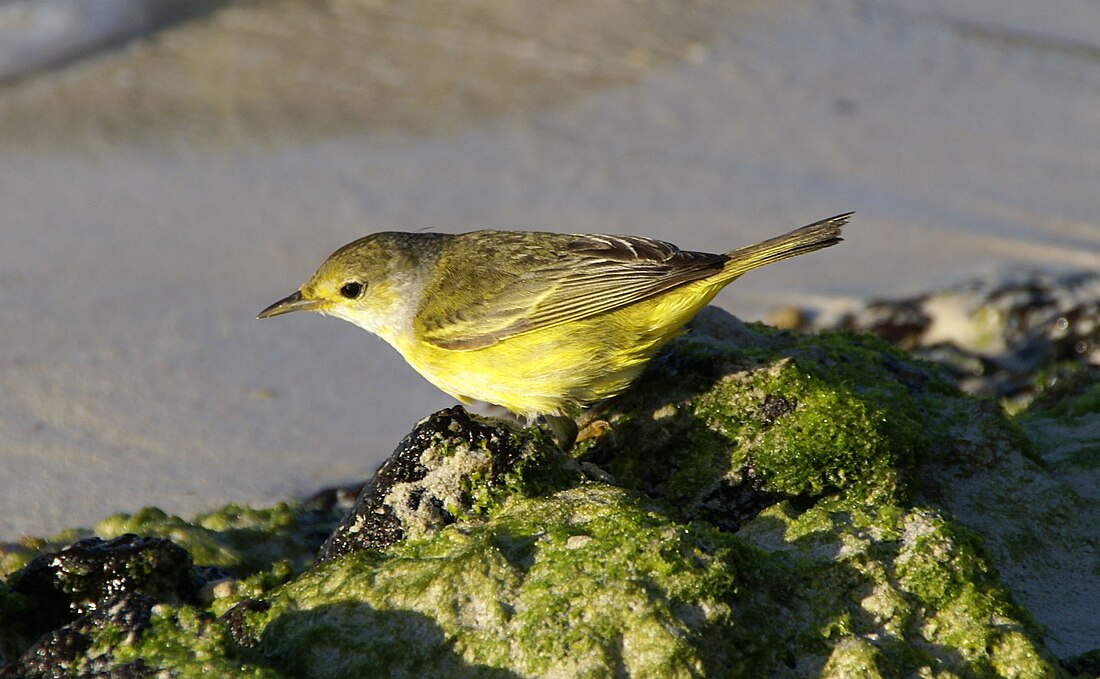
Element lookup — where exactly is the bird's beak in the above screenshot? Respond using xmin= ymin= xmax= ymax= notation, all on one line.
xmin=257 ymin=290 xmax=324 ymax=319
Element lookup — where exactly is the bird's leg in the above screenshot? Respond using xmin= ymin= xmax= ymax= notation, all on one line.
xmin=575 ymin=402 xmax=613 ymax=444
xmin=576 ymin=419 xmax=611 ymax=443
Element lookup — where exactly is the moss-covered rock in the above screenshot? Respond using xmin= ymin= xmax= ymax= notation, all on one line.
xmin=581 ymin=309 xmax=943 ymax=524
xmin=740 ymin=501 xmax=1055 ymax=677
xmin=2 ymin=592 xmax=157 ymax=679
xmin=251 ymin=485 xmax=801 ymax=678
xmin=7 ymin=534 xmax=196 ymax=642
xmin=936 ymin=365 xmax=1100 ymax=663
xmin=2 ymin=500 xmax=340 ymax=582
xmin=4 ymin=307 xmax=1087 ymax=677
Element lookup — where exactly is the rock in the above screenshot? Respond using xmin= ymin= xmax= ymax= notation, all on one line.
xmin=219 ymin=598 xmax=270 ymax=649
xmin=581 ymin=308 xmax=938 ymax=528
xmin=783 ymin=271 xmax=1100 ymax=661
xmin=7 ymin=534 xmax=195 ymax=636
xmin=1064 ymin=649 xmax=1100 ymax=677
xmin=806 ymin=270 xmax=1100 ymax=404
xmin=318 ymin=406 xmax=571 ymax=561
xmin=259 ymin=485 xmax=804 ymax=677
xmin=971 ymin=368 xmax=1100 ymax=659
xmin=0 ymin=593 xmax=153 ymax=679
xmin=89 ymin=501 xmax=343 ymax=575
xmin=0 ymin=532 xmax=251 ymax=677
xmin=0 ymin=499 xmax=347 ymax=676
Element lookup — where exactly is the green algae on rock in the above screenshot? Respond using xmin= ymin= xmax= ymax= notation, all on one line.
xmin=1 ymin=307 xmax=1075 ymax=677
xmin=1 ymin=500 xmax=341 ymax=582
xmin=739 ymin=501 xmax=1056 ymax=677
xmin=581 ymin=308 xmax=941 ymax=523
xmin=109 ymin=603 xmax=284 ymax=679
xmin=253 ymin=485 xmax=801 ymax=678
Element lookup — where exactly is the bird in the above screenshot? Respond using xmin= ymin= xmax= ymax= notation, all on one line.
xmin=258 ymin=212 xmax=850 ymax=446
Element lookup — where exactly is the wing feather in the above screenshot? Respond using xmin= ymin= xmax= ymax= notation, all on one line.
xmin=414 ymin=231 xmax=726 ymax=351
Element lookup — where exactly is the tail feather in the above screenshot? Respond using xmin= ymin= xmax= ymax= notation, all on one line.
xmin=722 ymin=212 xmax=851 ymax=279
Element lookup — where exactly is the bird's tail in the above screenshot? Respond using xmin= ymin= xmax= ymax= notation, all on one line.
xmin=721 ymin=212 xmax=851 ymax=279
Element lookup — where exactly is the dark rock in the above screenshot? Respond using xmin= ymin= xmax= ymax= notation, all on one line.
xmin=318 ymin=406 xmax=555 ymax=561
xmin=0 ymin=592 xmax=154 ymax=679
xmin=7 ymin=534 xmax=194 ymax=637
xmin=810 ymin=270 xmax=1100 ymax=403
xmin=757 ymin=393 xmax=796 ymax=427
xmin=839 ymin=298 xmax=931 ymax=350
xmin=696 ymin=479 xmax=787 ymax=533
xmin=220 ymin=598 xmax=271 ymax=648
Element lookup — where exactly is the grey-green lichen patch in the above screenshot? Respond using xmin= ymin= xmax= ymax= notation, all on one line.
xmin=740 ymin=501 xmax=1058 ymax=678
xmin=213 ymin=484 xmax=1059 ymax=678
xmin=245 ymin=485 xmax=802 ymax=678
xmin=386 ymin=432 xmax=499 ymax=537
xmin=109 ymin=603 xmax=283 ymax=679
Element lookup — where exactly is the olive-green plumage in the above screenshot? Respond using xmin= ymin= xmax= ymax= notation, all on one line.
xmin=259 ymin=213 xmax=850 ymax=424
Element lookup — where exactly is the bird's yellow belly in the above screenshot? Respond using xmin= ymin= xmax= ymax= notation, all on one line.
xmin=393 ymin=280 xmax=725 ymax=417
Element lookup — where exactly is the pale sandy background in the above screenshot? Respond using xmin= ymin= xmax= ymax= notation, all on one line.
xmin=2 ymin=0 xmax=1099 ymax=541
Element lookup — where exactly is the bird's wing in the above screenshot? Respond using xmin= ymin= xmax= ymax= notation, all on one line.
xmin=414 ymin=231 xmax=727 ymax=350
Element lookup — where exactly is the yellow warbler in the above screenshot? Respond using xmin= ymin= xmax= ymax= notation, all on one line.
xmin=259 ymin=213 xmax=849 ymax=442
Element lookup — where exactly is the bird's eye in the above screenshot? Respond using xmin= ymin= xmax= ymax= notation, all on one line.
xmin=339 ymin=281 xmax=364 ymax=299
